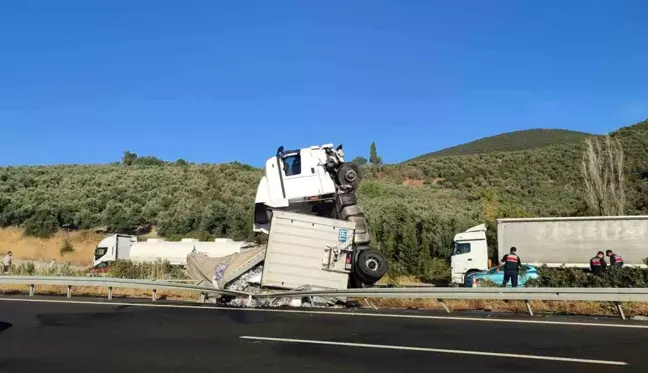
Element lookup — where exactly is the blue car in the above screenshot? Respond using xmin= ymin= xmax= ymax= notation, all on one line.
xmin=464 ymin=265 xmax=539 ymax=287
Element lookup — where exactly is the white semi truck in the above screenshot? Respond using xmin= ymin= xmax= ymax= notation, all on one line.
xmin=451 ymin=215 xmax=648 ymax=284
xmin=92 ymin=235 xmax=250 ymax=268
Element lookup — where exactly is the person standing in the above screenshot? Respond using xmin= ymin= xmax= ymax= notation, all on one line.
xmin=590 ymin=251 xmax=607 ymax=276
xmin=498 ymin=247 xmax=522 ymax=287
xmin=606 ymin=250 xmax=624 ymax=268
xmin=2 ymin=251 xmax=12 ymax=273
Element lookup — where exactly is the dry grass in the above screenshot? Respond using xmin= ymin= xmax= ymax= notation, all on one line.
xmin=0 ymin=284 xmax=201 ymax=302
xmin=1 ymin=282 xmax=648 ymax=317
xmin=0 ymin=228 xmax=103 ymax=266
xmin=402 ymin=179 xmax=424 ymax=186
xmin=367 ymin=298 xmax=648 ymax=317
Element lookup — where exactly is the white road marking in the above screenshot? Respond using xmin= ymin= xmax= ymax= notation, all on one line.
xmin=0 ymin=296 xmax=646 ymax=329
xmin=239 ymin=336 xmax=628 ymax=366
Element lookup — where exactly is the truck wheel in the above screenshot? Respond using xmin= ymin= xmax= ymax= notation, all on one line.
xmin=354 ymin=248 xmax=388 ymax=285
xmin=336 ymin=163 xmax=361 ymax=190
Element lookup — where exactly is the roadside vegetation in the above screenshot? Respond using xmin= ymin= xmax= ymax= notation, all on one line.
xmin=1 ymin=118 xmax=648 ymax=284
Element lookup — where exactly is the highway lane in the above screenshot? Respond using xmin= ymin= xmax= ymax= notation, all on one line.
xmin=0 ymin=297 xmax=646 ymax=372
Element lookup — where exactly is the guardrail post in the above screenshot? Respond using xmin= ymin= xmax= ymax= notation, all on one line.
xmin=29 ymin=284 xmax=34 ymax=297
xmin=199 ymin=292 xmax=206 ymax=303
xmin=615 ymin=302 xmax=626 ymax=320
xmin=108 ymin=287 xmax=113 ymax=300
xmin=152 ymin=289 xmax=157 ymax=302
xmin=67 ymin=285 xmax=72 ymax=299
xmin=438 ymin=299 xmax=451 ymax=313
xmin=247 ymin=294 xmax=253 ymax=307
xmin=525 ymin=300 xmax=534 ymax=316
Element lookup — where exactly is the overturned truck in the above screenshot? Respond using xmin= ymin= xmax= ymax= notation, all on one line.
xmin=187 ymin=143 xmax=388 ymax=305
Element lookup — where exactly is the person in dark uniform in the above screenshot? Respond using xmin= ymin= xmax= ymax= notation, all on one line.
xmin=606 ymin=250 xmax=624 ymax=268
xmin=498 ymin=247 xmax=522 ymax=287
xmin=589 ymin=251 xmax=607 ymax=276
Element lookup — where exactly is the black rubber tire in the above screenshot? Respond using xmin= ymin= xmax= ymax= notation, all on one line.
xmin=336 ymin=163 xmax=361 ymax=189
xmin=354 ymin=248 xmax=388 ymax=285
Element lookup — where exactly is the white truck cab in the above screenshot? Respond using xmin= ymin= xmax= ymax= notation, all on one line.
xmin=253 ymin=144 xmax=344 ymax=233
xmin=93 ymin=234 xmax=137 ymax=268
xmin=451 ymin=224 xmax=490 ymax=284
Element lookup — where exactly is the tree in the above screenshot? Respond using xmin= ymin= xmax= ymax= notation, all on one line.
xmin=581 ymin=135 xmax=626 ymax=216
xmin=369 ymin=142 xmax=382 ymax=166
xmin=352 ymin=156 xmax=368 ymax=166
xmin=122 ymin=151 xmax=138 ymax=166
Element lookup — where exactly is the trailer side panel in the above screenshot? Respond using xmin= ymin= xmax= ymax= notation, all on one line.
xmin=497 ymin=216 xmax=648 ymax=266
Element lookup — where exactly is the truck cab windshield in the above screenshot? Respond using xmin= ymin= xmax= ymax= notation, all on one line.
xmin=453 ymin=242 xmax=471 ymax=255
xmin=94 ymin=247 xmax=108 ymax=261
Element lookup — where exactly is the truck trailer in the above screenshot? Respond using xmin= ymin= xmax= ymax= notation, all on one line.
xmin=92 ymin=235 xmax=250 ymax=268
xmin=451 ymin=215 xmax=648 ymax=284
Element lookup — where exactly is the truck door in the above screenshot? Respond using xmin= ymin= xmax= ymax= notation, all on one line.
xmin=451 ymin=241 xmax=474 ymax=283
xmin=281 ymin=149 xmax=323 ymax=200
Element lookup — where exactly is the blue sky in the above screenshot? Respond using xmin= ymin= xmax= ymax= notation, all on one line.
xmin=1 ymin=0 xmax=647 ymax=166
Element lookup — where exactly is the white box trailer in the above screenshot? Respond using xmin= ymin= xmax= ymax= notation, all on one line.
xmin=497 ymin=216 xmax=648 ymax=267
xmin=260 ymin=210 xmax=355 ymax=290
xmin=187 ymin=210 xmax=357 ymax=292
xmin=451 ymin=215 xmax=648 ymax=284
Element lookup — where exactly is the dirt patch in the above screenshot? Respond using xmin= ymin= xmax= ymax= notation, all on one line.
xmin=0 ymin=228 xmax=104 ymax=266
xmin=402 ymin=179 xmax=424 ymax=186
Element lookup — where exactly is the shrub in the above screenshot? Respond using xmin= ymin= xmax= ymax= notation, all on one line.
xmin=525 ymin=265 xmax=648 ymax=288
xmin=60 ymin=238 xmax=75 ymax=256
xmin=23 ymin=210 xmax=59 ymax=238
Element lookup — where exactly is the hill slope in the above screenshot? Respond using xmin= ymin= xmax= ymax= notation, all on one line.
xmin=414 ymin=129 xmax=593 ymax=159
xmin=1 ymin=119 xmax=647 ymax=280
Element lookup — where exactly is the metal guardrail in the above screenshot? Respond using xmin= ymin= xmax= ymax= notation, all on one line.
xmin=0 ymin=276 xmax=248 ymax=301
xmin=0 ymin=276 xmax=645 ymax=320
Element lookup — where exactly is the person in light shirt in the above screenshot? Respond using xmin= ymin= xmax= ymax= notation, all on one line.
xmin=2 ymin=251 xmax=12 ymax=273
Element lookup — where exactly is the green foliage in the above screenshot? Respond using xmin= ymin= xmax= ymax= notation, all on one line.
xmin=369 ymin=142 xmax=382 ymax=166
xmin=415 ymin=129 xmax=593 ymax=159
xmin=352 ymin=156 xmax=368 ymax=165
xmin=23 ymin=209 xmax=59 ymax=238
xmin=525 ymin=265 xmax=648 ymax=288
xmin=108 ymin=259 xmax=188 ymax=280
xmin=2 ymin=118 xmax=648 ymax=282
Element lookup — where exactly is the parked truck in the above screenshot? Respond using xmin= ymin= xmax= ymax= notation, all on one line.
xmin=451 ymin=215 xmax=648 ymax=284
xmin=92 ymin=235 xmax=250 ymax=268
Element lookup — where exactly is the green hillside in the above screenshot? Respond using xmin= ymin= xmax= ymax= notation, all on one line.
xmin=414 ymin=129 xmax=593 ymax=159
xmin=2 ymin=118 xmax=648 ymax=281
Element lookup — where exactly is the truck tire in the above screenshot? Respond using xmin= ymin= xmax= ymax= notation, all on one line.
xmin=336 ymin=163 xmax=361 ymax=190
xmin=354 ymin=247 xmax=388 ymax=285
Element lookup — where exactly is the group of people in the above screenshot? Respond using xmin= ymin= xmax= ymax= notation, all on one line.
xmin=589 ymin=250 xmax=624 ymax=276
xmin=496 ymin=247 xmax=625 ymax=287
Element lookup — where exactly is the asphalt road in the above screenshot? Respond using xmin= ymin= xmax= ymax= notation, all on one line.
xmin=0 ymin=296 xmax=647 ymax=372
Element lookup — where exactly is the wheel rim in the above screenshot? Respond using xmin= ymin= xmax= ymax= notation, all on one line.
xmin=365 ymin=257 xmax=379 ymax=272
xmin=345 ymin=169 xmax=358 ymax=183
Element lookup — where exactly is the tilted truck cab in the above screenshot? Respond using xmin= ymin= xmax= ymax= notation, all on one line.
xmin=253 ymin=143 xmax=386 ymax=286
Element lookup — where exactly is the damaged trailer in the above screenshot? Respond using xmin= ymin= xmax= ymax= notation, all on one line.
xmin=186 ymin=210 xmax=372 ymax=307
